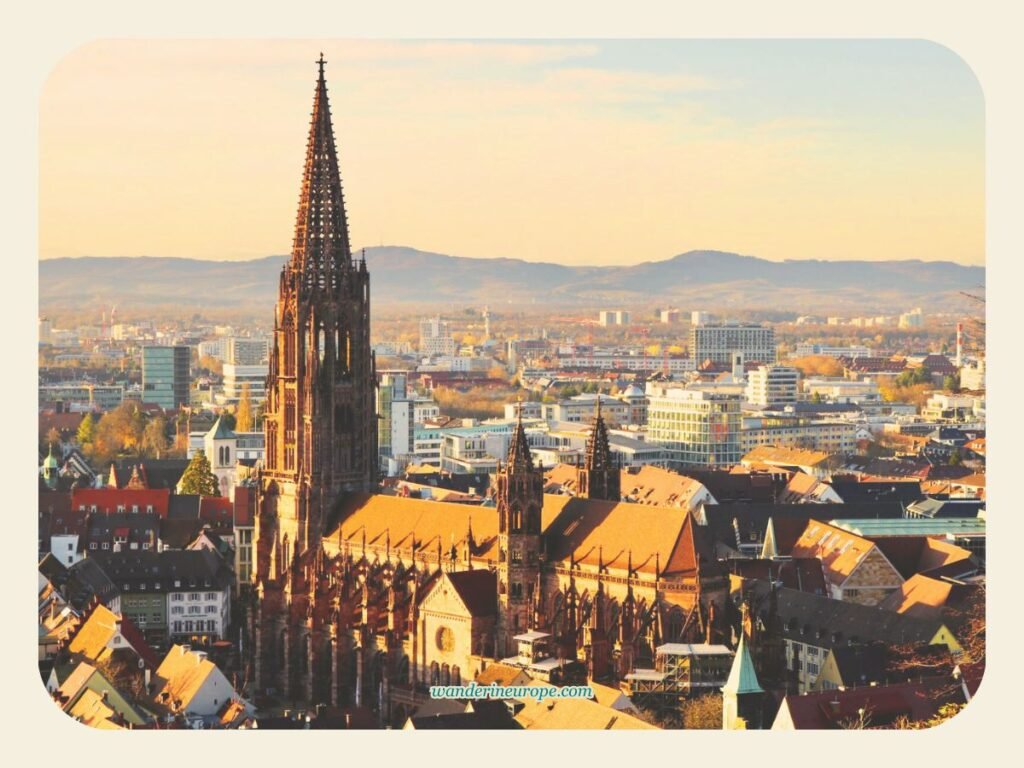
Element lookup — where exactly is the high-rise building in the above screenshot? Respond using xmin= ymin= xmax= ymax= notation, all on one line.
xmin=376 ymin=372 xmax=407 ymax=461
xmin=419 ymin=316 xmax=456 ymax=357
xmin=598 ymin=309 xmax=631 ymax=326
xmin=226 ymin=337 xmax=270 ymax=365
xmin=141 ymin=346 xmax=190 ymax=410
xmin=745 ymin=365 xmax=800 ymax=406
xmin=219 ymin=363 xmax=268 ymax=405
xmin=690 ymin=323 xmax=776 ymax=366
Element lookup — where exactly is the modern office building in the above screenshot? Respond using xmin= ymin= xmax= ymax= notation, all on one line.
xmin=646 ymin=384 xmax=743 ymax=468
xmin=39 ymin=383 xmax=124 ymax=411
xmin=745 ymin=365 xmax=800 ymax=406
xmin=689 ymin=322 xmax=776 ymax=366
xmin=141 ymin=346 xmax=190 ymax=410
xmin=218 ymin=363 xmax=268 ymax=406
xmin=419 ymin=316 xmax=456 ymax=358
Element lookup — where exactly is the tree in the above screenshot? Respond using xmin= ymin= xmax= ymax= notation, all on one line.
xmin=680 ymin=694 xmax=723 ymax=729
xmin=810 ymin=391 xmax=823 ymax=404
xmin=943 ymin=373 xmax=960 ymax=392
xmin=76 ymin=412 xmax=96 ymax=445
xmin=948 ymin=449 xmax=962 ymax=466
xmin=179 ymin=450 xmax=220 ymax=496
xmin=235 ymin=384 xmax=253 ymax=432
xmin=46 ymin=427 xmax=62 ymax=449
xmin=142 ymin=415 xmax=169 ymax=459
xmin=91 ymin=402 xmax=145 ymax=462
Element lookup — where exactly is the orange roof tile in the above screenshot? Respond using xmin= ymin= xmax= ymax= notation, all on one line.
xmin=154 ymin=645 xmax=216 ymax=710
xmin=790 ymin=520 xmax=882 ymax=588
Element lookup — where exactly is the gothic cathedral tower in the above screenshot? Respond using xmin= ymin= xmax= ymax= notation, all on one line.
xmin=576 ymin=398 xmax=620 ymax=501
xmin=254 ymin=55 xmax=377 ymax=638
xmin=494 ymin=410 xmax=544 ymax=657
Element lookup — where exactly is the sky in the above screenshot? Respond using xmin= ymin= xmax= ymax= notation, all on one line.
xmin=39 ymin=39 xmax=984 ymax=266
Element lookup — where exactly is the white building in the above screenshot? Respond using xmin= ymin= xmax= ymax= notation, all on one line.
xmin=746 ymin=365 xmax=800 ymax=406
xmin=898 ymin=308 xmax=924 ymax=329
xmin=218 ymin=363 xmax=268 ymax=406
xmin=646 ymin=384 xmax=743 ymax=468
xmin=793 ymin=344 xmax=871 ymax=359
xmin=419 ymin=316 xmax=457 ymax=358
xmin=598 ymin=310 xmax=632 ymax=327
xmin=660 ymin=309 xmax=681 ymax=324
xmin=802 ymin=377 xmax=880 ymax=404
xmin=691 ymin=311 xmax=711 ymax=326
xmin=690 ymin=323 xmax=776 ymax=366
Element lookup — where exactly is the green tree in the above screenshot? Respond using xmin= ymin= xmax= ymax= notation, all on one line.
xmin=179 ymin=450 xmax=220 ymax=496
xmin=235 ymin=384 xmax=253 ymax=432
xmin=943 ymin=373 xmax=960 ymax=392
xmin=142 ymin=415 xmax=169 ymax=459
xmin=810 ymin=391 xmax=823 ymax=404
xmin=76 ymin=412 xmax=96 ymax=445
xmin=948 ymin=449 xmax=962 ymax=466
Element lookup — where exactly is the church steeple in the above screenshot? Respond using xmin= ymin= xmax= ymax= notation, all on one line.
xmin=291 ymin=52 xmax=353 ymax=287
xmin=254 ymin=56 xmax=378 ymax=696
xmin=577 ymin=396 xmax=620 ymax=501
xmin=494 ymin=401 xmax=544 ymax=657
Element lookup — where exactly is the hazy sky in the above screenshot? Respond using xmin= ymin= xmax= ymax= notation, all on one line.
xmin=39 ymin=39 xmax=984 ymax=266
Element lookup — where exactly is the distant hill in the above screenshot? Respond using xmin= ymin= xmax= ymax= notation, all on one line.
xmin=38 ymin=247 xmax=984 ymax=314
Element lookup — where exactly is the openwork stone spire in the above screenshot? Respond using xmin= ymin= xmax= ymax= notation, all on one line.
xmin=506 ymin=401 xmax=534 ymax=471
xmin=291 ymin=53 xmax=353 ymax=290
xmin=578 ymin=396 xmax=621 ymax=501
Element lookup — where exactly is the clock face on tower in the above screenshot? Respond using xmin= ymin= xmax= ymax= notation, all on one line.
xmin=436 ymin=626 xmax=455 ymax=652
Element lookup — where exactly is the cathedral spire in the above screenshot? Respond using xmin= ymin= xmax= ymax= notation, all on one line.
xmin=577 ymin=395 xmax=620 ymax=501
xmin=291 ymin=54 xmax=352 ymax=288
xmin=506 ymin=400 xmax=534 ymax=471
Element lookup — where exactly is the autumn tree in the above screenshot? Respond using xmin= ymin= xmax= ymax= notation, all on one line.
xmin=680 ymin=694 xmax=723 ymax=729
xmin=235 ymin=383 xmax=253 ymax=432
xmin=90 ymin=402 xmax=145 ymax=463
xmin=141 ymin=415 xmax=170 ymax=459
xmin=789 ymin=355 xmax=845 ymax=377
xmin=179 ymin=449 xmax=220 ymax=496
xmin=76 ymin=412 xmax=96 ymax=445
xmin=45 ymin=427 xmax=62 ymax=450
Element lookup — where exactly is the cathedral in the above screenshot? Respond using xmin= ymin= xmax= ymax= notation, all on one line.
xmin=250 ymin=57 xmax=728 ymax=725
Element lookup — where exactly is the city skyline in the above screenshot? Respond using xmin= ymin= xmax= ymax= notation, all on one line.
xmin=40 ymin=39 xmax=984 ymax=267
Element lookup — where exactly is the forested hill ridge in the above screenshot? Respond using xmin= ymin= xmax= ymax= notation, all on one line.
xmin=39 ymin=247 xmax=984 ymax=313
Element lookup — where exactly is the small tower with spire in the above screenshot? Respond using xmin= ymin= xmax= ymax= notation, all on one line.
xmin=494 ymin=402 xmax=545 ymax=657
xmin=722 ymin=603 xmax=766 ymax=730
xmin=577 ymin=396 xmax=620 ymax=501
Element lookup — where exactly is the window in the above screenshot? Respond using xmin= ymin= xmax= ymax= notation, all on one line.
xmin=131 ymin=505 xmax=139 ymax=514
xmin=146 ymin=505 xmax=154 ymax=514
xmin=102 ymin=542 xmax=110 ymax=550
xmin=117 ymin=505 xmax=125 ymax=513
xmin=807 ymin=662 xmax=819 ymax=675
xmin=90 ymin=543 xmax=97 ymax=550
xmin=206 ymin=605 xmax=216 ymax=614
xmin=67 ymin=542 xmax=73 ymax=551
xmin=172 ymin=607 xmax=184 ymax=615
xmin=190 ymin=593 xmax=200 ymax=601
xmin=171 ymin=593 xmax=183 ymax=602
xmin=130 ymin=543 xmax=138 ymax=550
xmin=206 ymin=592 xmax=217 ymax=601
xmin=173 ymin=621 xmax=182 ymax=633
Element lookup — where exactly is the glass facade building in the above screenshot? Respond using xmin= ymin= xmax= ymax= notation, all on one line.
xmin=142 ymin=346 xmax=190 ymax=410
